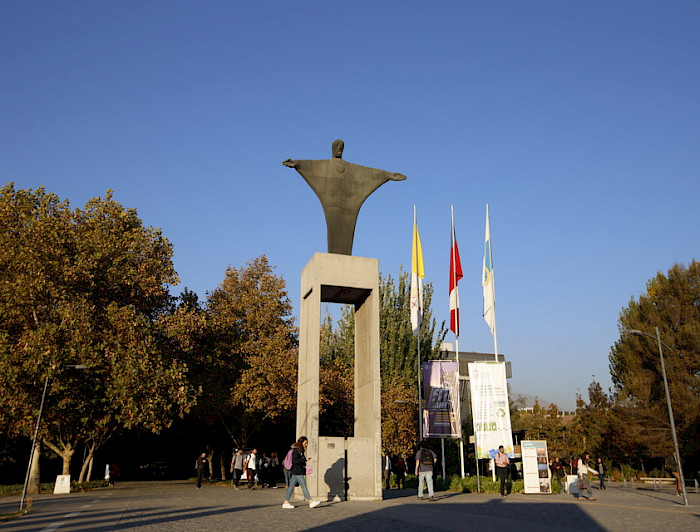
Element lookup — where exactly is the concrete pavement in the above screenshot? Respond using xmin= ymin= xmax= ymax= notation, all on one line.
xmin=1 ymin=481 xmax=697 ymax=531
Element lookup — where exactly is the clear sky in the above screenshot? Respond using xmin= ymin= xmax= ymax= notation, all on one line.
xmin=3 ymin=1 xmax=698 ymax=410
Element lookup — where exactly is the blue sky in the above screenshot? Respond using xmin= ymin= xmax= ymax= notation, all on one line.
xmin=2 ymin=1 xmax=698 ymax=409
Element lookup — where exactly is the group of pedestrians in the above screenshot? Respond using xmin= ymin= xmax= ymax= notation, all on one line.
xmin=194 ymin=448 xmax=281 ymax=490
xmin=382 ymin=452 xmax=408 ymax=489
xmin=548 ymin=454 xmax=608 ymax=499
xmin=230 ymin=448 xmax=281 ymax=489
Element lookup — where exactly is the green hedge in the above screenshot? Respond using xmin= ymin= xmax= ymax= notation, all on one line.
xmin=449 ymin=475 xmax=563 ymax=495
xmin=449 ymin=475 xmax=517 ymax=494
xmin=387 ymin=473 xmax=452 ymax=491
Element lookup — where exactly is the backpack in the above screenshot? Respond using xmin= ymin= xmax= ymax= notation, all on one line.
xmin=420 ymin=449 xmax=434 ymax=466
xmin=283 ymin=449 xmax=294 ymax=471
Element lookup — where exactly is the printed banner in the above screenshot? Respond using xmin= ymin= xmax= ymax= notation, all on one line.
xmin=521 ymin=440 xmax=552 ymax=494
xmin=422 ymin=361 xmax=461 ymax=438
xmin=468 ymin=362 xmax=514 ymax=459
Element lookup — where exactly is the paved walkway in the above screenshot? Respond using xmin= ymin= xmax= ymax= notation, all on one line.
xmin=1 ymin=481 xmax=697 ymax=531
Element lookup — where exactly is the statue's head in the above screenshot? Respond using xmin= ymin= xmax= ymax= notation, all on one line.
xmin=332 ymin=139 xmax=344 ymax=159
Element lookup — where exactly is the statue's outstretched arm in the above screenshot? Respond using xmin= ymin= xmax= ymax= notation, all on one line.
xmin=283 ymin=159 xmax=298 ymax=168
xmin=390 ymin=172 xmax=406 ymax=181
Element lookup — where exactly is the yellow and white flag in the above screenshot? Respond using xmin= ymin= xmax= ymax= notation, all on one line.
xmin=482 ymin=204 xmax=496 ymax=336
xmin=410 ymin=206 xmax=424 ymax=337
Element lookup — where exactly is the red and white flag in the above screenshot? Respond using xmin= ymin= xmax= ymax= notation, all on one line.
xmin=449 ymin=206 xmax=463 ymax=336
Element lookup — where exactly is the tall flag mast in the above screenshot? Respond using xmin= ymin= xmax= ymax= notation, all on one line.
xmin=482 ymin=204 xmax=498 ymax=361
xmin=411 ymin=206 xmax=425 ymax=440
xmin=411 ymin=206 xmax=424 ymax=337
xmin=449 ymin=205 xmax=466 ymax=477
xmin=449 ymin=206 xmax=463 ymax=338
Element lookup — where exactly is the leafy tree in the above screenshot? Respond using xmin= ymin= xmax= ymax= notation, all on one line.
xmin=381 ymin=376 xmax=419 ymax=455
xmin=608 ymin=261 xmax=699 ymax=461
xmin=204 ymin=256 xmax=298 ymax=448
xmin=319 ymin=357 xmax=355 ymax=437
xmin=0 ymin=184 xmax=196 ymax=479
xmin=379 ymin=271 xmax=446 ymax=386
xmin=517 ymin=400 xmax=562 ymax=446
xmin=564 ymin=380 xmax=613 ymax=462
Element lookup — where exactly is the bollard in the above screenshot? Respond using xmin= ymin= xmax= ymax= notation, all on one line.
xmin=694 ymin=479 xmax=698 ymax=494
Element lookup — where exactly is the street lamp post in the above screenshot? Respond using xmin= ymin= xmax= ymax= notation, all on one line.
xmin=19 ymin=364 xmax=88 ymax=513
xmin=627 ymin=328 xmax=688 ymax=506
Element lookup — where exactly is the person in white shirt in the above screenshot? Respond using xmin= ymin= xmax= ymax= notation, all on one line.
xmin=577 ymin=453 xmax=598 ymax=501
xmin=383 ymin=452 xmax=392 ymax=490
xmin=246 ymin=449 xmax=258 ymax=490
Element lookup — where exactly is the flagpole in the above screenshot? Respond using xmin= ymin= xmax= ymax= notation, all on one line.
xmin=415 ymin=205 xmax=423 ymax=442
xmin=450 ymin=206 xmax=466 ymax=478
xmin=484 ymin=204 xmax=499 ymax=362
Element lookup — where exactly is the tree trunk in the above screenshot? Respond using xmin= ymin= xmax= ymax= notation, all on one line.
xmin=86 ymin=455 xmax=94 ymax=482
xmin=61 ymin=444 xmax=74 ymax=475
xmin=219 ymin=451 xmax=227 ymax=480
xmin=43 ymin=439 xmax=75 ymax=477
xmin=27 ymin=443 xmax=41 ymax=495
xmin=78 ymin=442 xmax=96 ymax=483
xmin=207 ymin=450 xmax=214 ymax=479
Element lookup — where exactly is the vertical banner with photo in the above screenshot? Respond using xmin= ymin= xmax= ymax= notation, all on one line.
xmin=521 ymin=440 xmax=551 ymax=494
xmin=468 ymin=362 xmax=514 ymax=459
xmin=422 ymin=361 xmax=461 ymax=438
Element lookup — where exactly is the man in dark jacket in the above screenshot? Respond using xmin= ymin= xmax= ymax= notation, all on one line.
xmin=195 ymin=452 xmax=207 ymax=489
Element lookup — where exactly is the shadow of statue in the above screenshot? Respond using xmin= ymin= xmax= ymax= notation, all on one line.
xmin=323 ymin=458 xmax=346 ymax=501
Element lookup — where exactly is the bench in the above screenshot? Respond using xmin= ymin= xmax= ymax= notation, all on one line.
xmin=638 ymin=477 xmax=676 ymax=490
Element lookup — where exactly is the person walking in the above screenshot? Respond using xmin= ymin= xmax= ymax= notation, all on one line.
xmin=415 ymin=445 xmax=437 ymax=501
xmin=283 ymin=443 xmax=295 ymax=488
xmin=282 ymin=436 xmax=320 ymax=509
xmin=268 ymin=451 xmax=280 ymax=488
xmin=258 ymin=452 xmax=270 ymax=488
xmin=597 ymin=458 xmax=607 ymax=490
xmin=577 ymin=453 xmax=598 ymax=501
xmin=246 ymin=449 xmax=258 ymax=489
xmin=382 ymin=452 xmax=392 ymax=490
xmin=395 ymin=454 xmax=407 ymax=489
xmin=195 ymin=453 xmax=207 ymax=489
xmin=495 ymin=445 xmax=510 ymax=497
xmin=230 ymin=449 xmax=244 ymax=490
xmin=108 ymin=463 xmax=119 ymax=487
xmin=550 ymin=457 xmax=566 ymax=488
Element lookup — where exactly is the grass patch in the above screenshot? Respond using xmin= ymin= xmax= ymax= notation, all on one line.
xmin=0 ymin=510 xmax=26 ymax=523
xmin=0 ymin=480 xmax=107 ymax=497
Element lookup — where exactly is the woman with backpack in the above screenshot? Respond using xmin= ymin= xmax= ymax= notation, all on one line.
xmin=283 ymin=443 xmax=295 ymax=488
xmin=282 ymin=436 xmax=320 ymax=509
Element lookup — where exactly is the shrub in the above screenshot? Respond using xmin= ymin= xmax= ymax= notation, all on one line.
xmin=449 ymin=475 xmax=524 ymax=494
xmin=550 ymin=477 xmax=563 ymax=494
xmin=647 ymin=468 xmax=670 ymax=478
xmin=620 ymin=464 xmax=636 ymax=480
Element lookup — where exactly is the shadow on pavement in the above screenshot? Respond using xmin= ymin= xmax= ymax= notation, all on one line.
xmin=0 ymin=503 xmax=267 ymax=531
xmin=306 ymin=499 xmax=607 ymax=532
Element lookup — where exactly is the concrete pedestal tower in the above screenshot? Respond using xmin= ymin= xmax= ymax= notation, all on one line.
xmin=297 ymin=252 xmax=382 ymax=501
